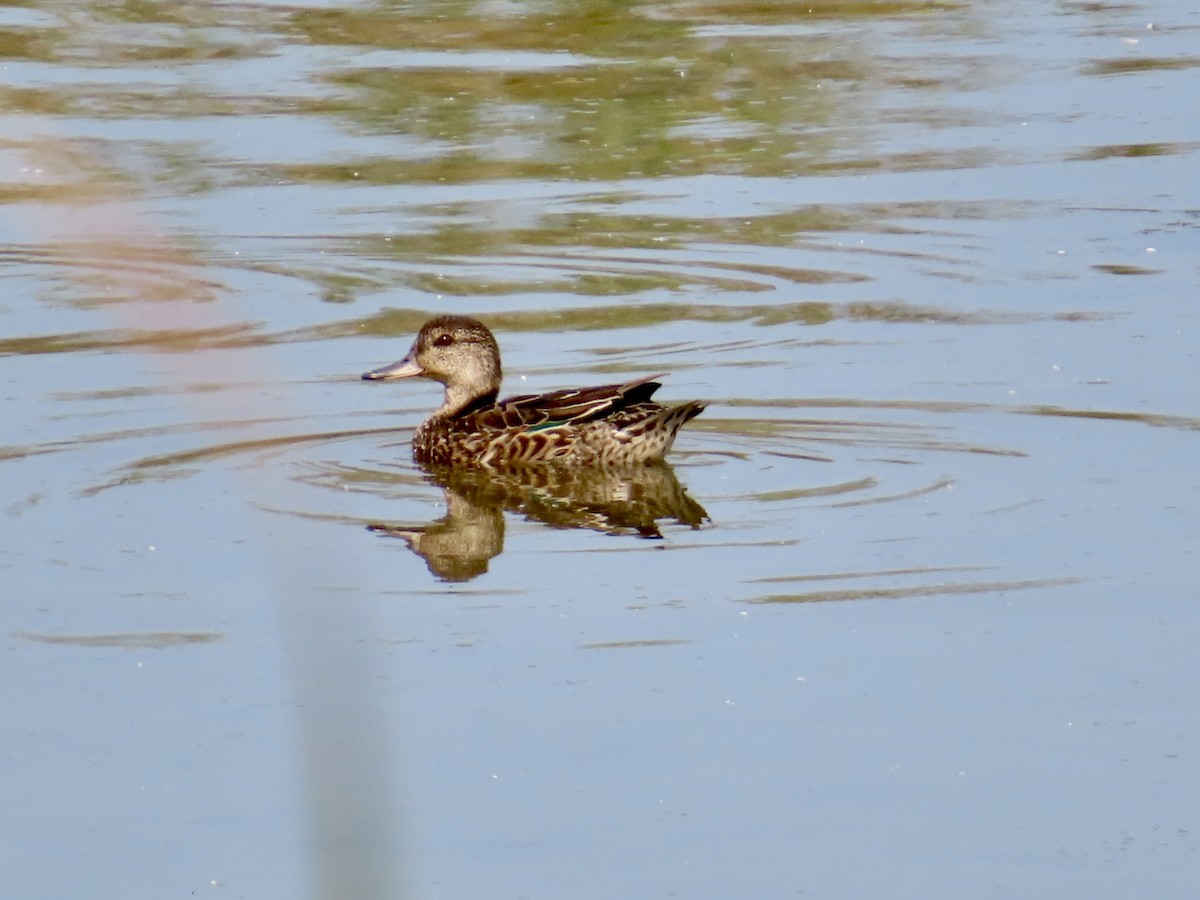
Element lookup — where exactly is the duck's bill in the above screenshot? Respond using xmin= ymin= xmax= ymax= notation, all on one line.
xmin=362 ymin=352 xmax=423 ymax=381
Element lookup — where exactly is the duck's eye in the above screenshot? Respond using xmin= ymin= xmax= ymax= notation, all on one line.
xmin=433 ymin=332 xmax=453 ymax=348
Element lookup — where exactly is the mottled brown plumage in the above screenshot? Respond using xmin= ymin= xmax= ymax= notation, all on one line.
xmin=361 ymin=315 xmax=705 ymax=467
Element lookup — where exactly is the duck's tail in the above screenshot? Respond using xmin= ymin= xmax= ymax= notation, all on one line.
xmin=624 ymin=400 xmax=706 ymax=461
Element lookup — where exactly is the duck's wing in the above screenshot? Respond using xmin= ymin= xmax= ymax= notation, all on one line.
xmin=474 ymin=374 xmax=665 ymax=430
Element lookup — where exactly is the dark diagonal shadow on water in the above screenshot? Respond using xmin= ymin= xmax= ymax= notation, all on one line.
xmin=745 ymin=567 xmax=1080 ymax=605
xmin=12 ymin=630 xmax=223 ymax=649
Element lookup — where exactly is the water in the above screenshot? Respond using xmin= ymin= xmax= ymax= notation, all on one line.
xmin=3 ymin=2 xmax=1199 ymax=898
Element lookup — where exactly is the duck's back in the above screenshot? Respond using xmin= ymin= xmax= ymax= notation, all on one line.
xmin=414 ymin=376 xmax=704 ymax=467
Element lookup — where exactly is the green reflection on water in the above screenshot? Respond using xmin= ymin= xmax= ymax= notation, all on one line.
xmin=286 ymin=1 xmax=891 ymax=182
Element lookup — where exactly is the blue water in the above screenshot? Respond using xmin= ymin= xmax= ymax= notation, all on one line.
xmin=2 ymin=1 xmax=1199 ymax=897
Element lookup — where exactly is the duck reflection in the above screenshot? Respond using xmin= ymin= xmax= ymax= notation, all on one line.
xmin=367 ymin=462 xmax=708 ymax=582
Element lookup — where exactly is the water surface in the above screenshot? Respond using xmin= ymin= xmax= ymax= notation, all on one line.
xmin=3 ymin=1 xmax=1199 ymax=898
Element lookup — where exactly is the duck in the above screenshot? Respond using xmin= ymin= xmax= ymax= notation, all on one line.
xmin=361 ymin=315 xmax=706 ymax=467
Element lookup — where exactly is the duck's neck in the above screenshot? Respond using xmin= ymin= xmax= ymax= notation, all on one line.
xmin=435 ymin=384 xmax=499 ymax=420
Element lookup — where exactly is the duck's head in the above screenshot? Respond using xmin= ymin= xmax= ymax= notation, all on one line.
xmin=362 ymin=315 xmax=502 ymax=415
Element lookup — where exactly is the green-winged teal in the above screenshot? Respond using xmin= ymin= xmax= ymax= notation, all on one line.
xmin=362 ymin=315 xmax=706 ymax=467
